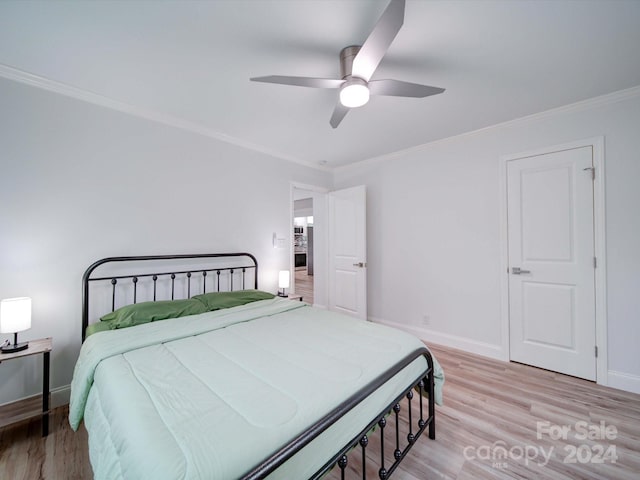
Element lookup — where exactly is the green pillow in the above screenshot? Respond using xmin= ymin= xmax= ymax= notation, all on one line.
xmin=191 ymin=290 xmax=275 ymax=311
xmin=100 ymin=298 xmax=207 ymax=329
xmin=85 ymin=321 xmax=112 ymax=338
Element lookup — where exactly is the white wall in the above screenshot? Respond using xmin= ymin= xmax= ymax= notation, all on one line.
xmin=0 ymin=77 xmax=331 ymax=406
xmin=334 ymin=88 xmax=640 ymax=392
xmin=2 ymin=75 xmax=638 ymax=406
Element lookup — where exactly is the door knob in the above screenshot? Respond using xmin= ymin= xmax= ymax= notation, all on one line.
xmin=353 ymin=262 xmax=366 ymax=268
xmin=511 ymin=267 xmax=531 ymax=275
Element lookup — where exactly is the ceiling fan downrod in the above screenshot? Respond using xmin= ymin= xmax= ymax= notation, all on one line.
xmin=339 ymin=45 xmax=361 ymax=79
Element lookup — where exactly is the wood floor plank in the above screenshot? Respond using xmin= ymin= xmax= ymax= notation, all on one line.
xmin=294 ymin=269 xmax=314 ymax=304
xmin=1 ymin=342 xmax=638 ymax=479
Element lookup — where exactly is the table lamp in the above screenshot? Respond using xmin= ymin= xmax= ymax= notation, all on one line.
xmin=1 ymin=297 xmax=31 ymax=353
xmin=278 ymin=270 xmax=290 ymax=297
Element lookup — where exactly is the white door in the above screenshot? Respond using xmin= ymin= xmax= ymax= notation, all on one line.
xmin=328 ymin=185 xmax=367 ymax=319
xmin=507 ymin=146 xmax=596 ymax=380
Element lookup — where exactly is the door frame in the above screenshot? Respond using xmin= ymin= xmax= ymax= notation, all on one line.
xmin=290 ymin=182 xmax=328 ymax=307
xmin=498 ymin=136 xmax=608 ymax=384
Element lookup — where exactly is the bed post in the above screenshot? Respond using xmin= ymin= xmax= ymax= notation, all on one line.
xmin=426 ymin=350 xmax=436 ymax=440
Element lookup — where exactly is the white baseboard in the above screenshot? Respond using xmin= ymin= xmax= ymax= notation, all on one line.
xmin=0 ymin=384 xmax=70 ymax=411
xmin=0 ymin=384 xmax=70 ymax=428
xmin=371 ymin=317 xmax=640 ymax=396
xmin=370 ymin=316 xmax=505 ymax=361
xmin=52 ymin=384 xmax=71 ymax=408
xmin=607 ymin=370 xmax=640 ymax=395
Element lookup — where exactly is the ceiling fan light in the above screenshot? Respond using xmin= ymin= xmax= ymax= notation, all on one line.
xmin=339 ymin=79 xmax=370 ymax=108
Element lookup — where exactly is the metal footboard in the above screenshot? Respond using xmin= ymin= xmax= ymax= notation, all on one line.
xmin=242 ymin=347 xmax=436 ymax=480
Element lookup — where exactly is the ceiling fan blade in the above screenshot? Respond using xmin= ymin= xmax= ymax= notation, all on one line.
xmin=351 ymin=0 xmax=405 ymax=81
xmin=250 ymin=75 xmax=344 ymax=89
xmin=330 ymin=103 xmax=350 ymax=128
xmin=368 ymin=79 xmax=445 ymax=98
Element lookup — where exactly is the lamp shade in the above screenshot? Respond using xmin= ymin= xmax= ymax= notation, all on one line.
xmin=278 ymin=270 xmax=290 ymax=289
xmin=0 ymin=297 xmax=32 ymax=334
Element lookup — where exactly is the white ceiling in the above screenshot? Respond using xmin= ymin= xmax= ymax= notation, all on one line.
xmin=1 ymin=0 xmax=640 ymax=169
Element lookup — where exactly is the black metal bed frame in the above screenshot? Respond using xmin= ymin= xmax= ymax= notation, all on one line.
xmin=81 ymin=252 xmax=436 ymax=479
xmin=82 ymin=252 xmax=258 ymax=341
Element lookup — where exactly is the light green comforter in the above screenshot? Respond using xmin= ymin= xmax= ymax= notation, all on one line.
xmin=70 ymin=298 xmax=444 ymax=479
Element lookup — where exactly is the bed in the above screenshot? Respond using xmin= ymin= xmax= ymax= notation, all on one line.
xmin=70 ymin=253 xmax=444 ymax=479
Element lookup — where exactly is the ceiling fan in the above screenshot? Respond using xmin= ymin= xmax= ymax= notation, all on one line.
xmin=250 ymin=0 xmax=445 ymax=128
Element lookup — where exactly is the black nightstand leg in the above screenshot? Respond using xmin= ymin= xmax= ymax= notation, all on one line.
xmin=42 ymin=351 xmax=50 ymax=437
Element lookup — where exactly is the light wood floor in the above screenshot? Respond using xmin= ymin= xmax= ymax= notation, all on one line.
xmin=335 ymin=344 xmax=640 ymax=480
xmin=0 ymin=405 xmax=91 ymax=479
xmin=1 ymin=344 xmax=638 ymax=479
xmin=294 ymin=268 xmax=314 ymax=305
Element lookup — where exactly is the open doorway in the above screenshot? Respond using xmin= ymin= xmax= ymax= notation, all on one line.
xmin=293 ymin=193 xmax=314 ymax=304
xmin=290 ymin=182 xmax=329 ymax=308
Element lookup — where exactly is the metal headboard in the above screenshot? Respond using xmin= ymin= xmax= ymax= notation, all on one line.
xmin=81 ymin=252 xmax=258 ymax=341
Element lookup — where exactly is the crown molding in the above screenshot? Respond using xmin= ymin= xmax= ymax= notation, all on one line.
xmin=335 ymin=84 xmax=640 ymax=175
xmin=4 ymin=62 xmax=638 ymax=176
xmin=0 ymin=63 xmax=330 ymax=172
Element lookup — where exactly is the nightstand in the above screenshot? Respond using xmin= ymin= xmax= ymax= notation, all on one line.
xmin=0 ymin=337 xmax=51 ymax=436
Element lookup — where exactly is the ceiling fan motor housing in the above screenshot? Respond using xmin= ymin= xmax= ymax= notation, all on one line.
xmin=340 ymin=45 xmax=362 ymax=80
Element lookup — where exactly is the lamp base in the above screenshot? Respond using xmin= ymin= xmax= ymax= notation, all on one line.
xmin=277 ymin=292 xmax=288 ymax=298
xmin=1 ymin=342 xmax=29 ymax=354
